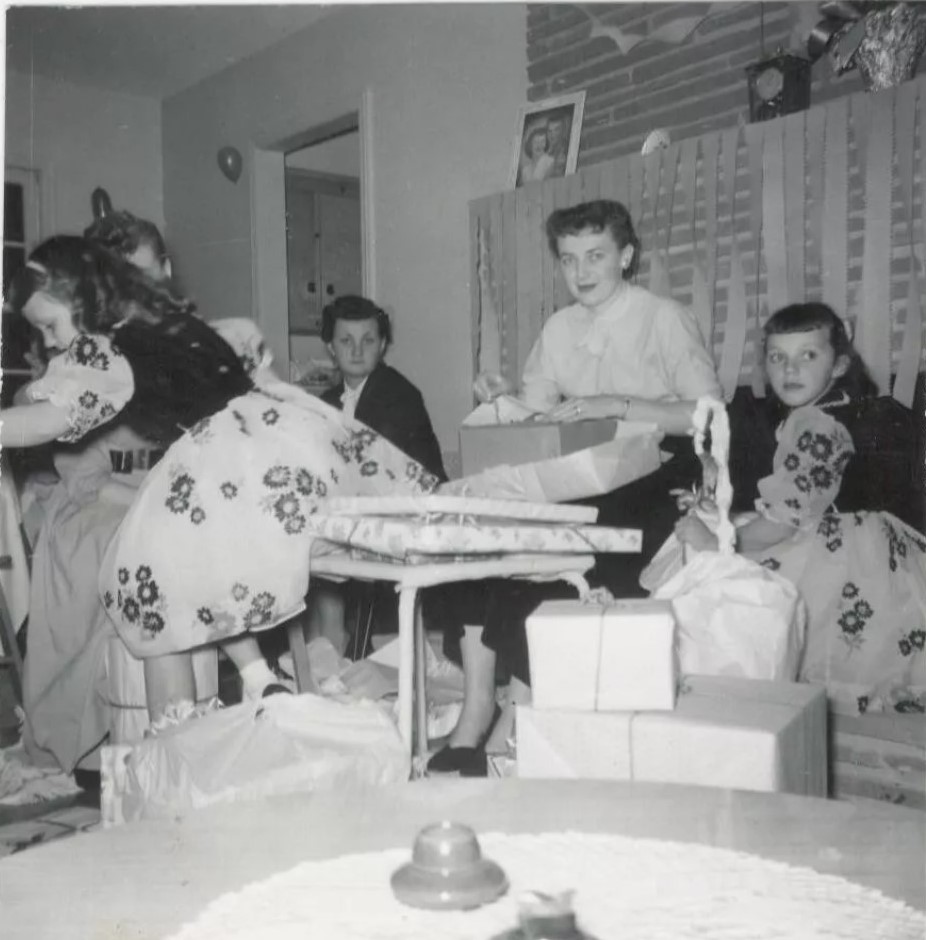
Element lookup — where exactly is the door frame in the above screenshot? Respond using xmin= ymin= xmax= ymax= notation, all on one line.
xmin=250 ymin=90 xmax=373 ymax=373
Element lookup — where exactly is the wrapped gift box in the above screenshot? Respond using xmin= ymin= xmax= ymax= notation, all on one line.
xmin=517 ymin=675 xmax=827 ymax=797
xmin=527 ymin=599 xmax=677 ymax=712
xmin=460 ymin=416 xmax=618 ymax=476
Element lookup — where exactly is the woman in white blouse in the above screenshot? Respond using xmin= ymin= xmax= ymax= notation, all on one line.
xmin=431 ymin=200 xmax=722 ymax=776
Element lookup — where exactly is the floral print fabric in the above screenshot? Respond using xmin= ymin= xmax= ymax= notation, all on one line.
xmin=25 ymin=335 xmax=134 ymax=443
xmin=755 ymin=407 xmax=854 ymax=528
xmin=97 ymin=377 xmax=440 ymax=658
xmin=751 ymin=406 xmax=926 ymax=715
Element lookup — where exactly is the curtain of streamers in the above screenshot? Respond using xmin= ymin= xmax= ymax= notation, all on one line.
xmin=470 ymin=77 xmax=926 ymax=405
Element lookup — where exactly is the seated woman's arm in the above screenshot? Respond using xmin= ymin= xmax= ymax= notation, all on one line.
xmin=548 ymin=394 xmax=697 ymax=435
xmin=0 ymin=402 xmax=72 ymax=449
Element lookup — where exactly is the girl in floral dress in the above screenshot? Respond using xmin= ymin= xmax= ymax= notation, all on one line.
xmin=677 ymin=302 xmax=926 ymax=715
xmin=2 ymin=236 xmax=439 ymax=724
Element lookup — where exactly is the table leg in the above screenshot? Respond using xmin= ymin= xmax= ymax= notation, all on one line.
xmin=285 ymin=614 xmax=316 ymax=695
xmin=414 ymin=598 xmax=428 ymax=764
xmin=397 ymin=586 xmax=418 ymax=756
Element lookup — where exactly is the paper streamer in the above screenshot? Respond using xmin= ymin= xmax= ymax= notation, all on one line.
xmin=857 ymin=89 xmax=894 ymax=396
xmin=476 ymin=214 xmax=502 ymax=380
xmin=821 ymin=98 xmax=849 ymax=320
xmin=783 ymin=112 xmax=806 ymax=302
xmin=629 ymin=156 xmax=644 ymax=239
xmin=892 ymin=80 xmax=924 ymax=408
xmin=650 ymin=143 xmax=680 ymax=300
xmin=851 ymin=92 xmax=872 ymax=182
xmin=805 ymin=106 xmax=826 ymax=297
xmin=661 ymin=143 xmax=680 ymax=256
xmin=745 ymin=123 xmax=766 ymax=397
xmin=762 ymin=120 xmax=788 ymax=317
xmin=702 ymin=133 xmax=720 ymax=329
xmin=678 ymin=137 xmax=711 ymax=343
xmin=644 ymin=148 xmax=666 ymax=296
xmin=717 ymin=127 xmax=747 ymax=399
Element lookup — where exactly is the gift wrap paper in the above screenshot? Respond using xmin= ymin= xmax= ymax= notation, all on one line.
xmin=517 ymin=675 xmax=827 ymax=797
xmin=456 ymin=417 xmax=663 ymax=504
xmin=527 ymin=599 xmax=677 ymax=712
xmin=460 ymin=416 xmax=618 ymax=475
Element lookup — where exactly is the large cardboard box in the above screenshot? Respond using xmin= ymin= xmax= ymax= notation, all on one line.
xmin=527 ymin=599 xmax=677 ymax=712
xmin=516 ymin=675 xmax=827 ymax=797
xmin=459 ymin=418 xmax=618 ymax=476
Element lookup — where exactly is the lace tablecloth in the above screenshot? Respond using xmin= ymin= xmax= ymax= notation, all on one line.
xmin=168 ymin=831 xmax=924 ymax=940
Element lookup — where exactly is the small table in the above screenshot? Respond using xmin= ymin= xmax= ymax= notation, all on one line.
xmin=1 ymin=779 xmax=922 ymax=939
xmin=297 ymin=552 xmax=598 ymax=763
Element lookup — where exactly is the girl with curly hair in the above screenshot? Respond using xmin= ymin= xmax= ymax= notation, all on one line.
xmin=2 ymin=235 xmax=440 ymax=728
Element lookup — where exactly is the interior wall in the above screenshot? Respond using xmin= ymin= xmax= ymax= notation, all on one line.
xmin=162 ymin=4 xmax=529 ymax=460
xmin=4 ymin=69 xmax=164 ymax=239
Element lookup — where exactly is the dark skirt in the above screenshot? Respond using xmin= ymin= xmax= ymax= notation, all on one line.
xmin=478 ymin=436 xmax=702 ymax=684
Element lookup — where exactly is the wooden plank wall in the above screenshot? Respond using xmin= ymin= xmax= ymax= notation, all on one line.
xmin=470 ymin=75 xmax=926 ymax=407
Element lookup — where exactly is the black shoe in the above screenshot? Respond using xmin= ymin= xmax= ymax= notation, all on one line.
xmin=262 ymin=682 xmax=293 ymax=698
xmin=427 ymin=745 xmax=488 ymax=777
xmin=426 ymin=704 xmax=501 ymax=778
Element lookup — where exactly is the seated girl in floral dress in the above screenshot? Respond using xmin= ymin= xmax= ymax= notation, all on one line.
xmin=2 ymin=236 xmax=440 ymax=726
xmin=677 ymin=302 xmax=926 ymax=715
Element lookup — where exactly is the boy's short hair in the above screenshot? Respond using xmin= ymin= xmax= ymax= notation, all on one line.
xmin=321 ymin=295 xmax=392 ymax=346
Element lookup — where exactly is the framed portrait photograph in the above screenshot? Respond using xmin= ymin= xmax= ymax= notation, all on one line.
xmin=508 ymin=91 xmax=586 ymax=189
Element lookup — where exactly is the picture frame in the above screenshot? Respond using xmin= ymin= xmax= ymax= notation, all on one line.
xmin=507 ymin=91 xmax=586 ymax=189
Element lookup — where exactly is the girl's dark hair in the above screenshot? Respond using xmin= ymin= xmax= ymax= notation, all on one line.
xmin=763 ymin=302 xmax=878 ymax=403
xmin=83 ymin=210 xmax=167 ymax=262
xmin=320 ymin=294 xmax=392 ymax=347
xmin=16 ymin=235 xmax=252 ymax=445
xmin=545 ymin=199 xmax=641 ymax=280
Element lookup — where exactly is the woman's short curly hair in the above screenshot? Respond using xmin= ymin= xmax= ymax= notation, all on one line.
xmin=83 ymin=210 xmax=167 ymax=262
xmin=321 ymin=295 xmax=392 ymax=347
xmin=545 ymin=199 xmax=641 ymax=280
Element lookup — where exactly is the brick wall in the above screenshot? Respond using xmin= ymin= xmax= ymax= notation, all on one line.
xmin=527 ymin=2 xmax=868 ymax=167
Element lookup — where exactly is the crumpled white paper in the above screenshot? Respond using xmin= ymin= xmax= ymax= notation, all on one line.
xmin=652 ymin=551 xmax=808 ymax=682
xmin=100 ymin=694 xmax=410 ymax=827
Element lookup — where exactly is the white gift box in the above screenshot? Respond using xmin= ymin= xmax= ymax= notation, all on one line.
xmin=517 ymin=675 xmax=828 ymax=797
xmin=527 ymin=599 xmax=677 ymax=712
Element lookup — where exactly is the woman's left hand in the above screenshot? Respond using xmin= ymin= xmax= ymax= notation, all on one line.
xmin=547 ymin=395 xmax=617 ymax=423
xmin=674 ymin=513 xmax=718 ymax=552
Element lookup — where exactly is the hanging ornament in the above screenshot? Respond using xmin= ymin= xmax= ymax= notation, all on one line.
xmin=90 ymin=187 xmax=113 ymax=220
xmin=217 ymin=146 xmax=243 ymax=184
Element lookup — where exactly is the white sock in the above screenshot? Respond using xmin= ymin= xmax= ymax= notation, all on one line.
xmin=239 ymin=659 xmax=277 ymax=700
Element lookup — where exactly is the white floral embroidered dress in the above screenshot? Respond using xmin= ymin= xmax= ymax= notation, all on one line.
xmin=750 ymin=406 xmax=926 ymax=715
xmin=30 ymin=332 xmax=440 ymax=659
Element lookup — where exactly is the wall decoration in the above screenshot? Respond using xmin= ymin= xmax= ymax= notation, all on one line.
xmin=806 ymin=1 xmax=926 ymax=91
xmin=90 ymin=187 xmax=113 ymax=220
xmin=508 ymin=92 xmax=586 ymax=189
xmin=217 ymin=146 xmax=243 ymax=183
xmin=584 ymin=3 xmax=729 ymax=56
xmin=745 ymin=51 xmax=813 ymax=122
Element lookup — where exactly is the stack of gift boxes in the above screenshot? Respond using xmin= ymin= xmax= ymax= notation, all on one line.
xmin=516 ymin=598 xmax=828 ymax=797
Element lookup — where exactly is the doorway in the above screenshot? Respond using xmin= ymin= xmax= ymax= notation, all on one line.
xmin=284 ymin=129 xmax=361 ymax=385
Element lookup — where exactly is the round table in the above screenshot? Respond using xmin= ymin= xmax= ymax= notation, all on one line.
xmin=1 ymin=779 xmax=922 ymax=939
